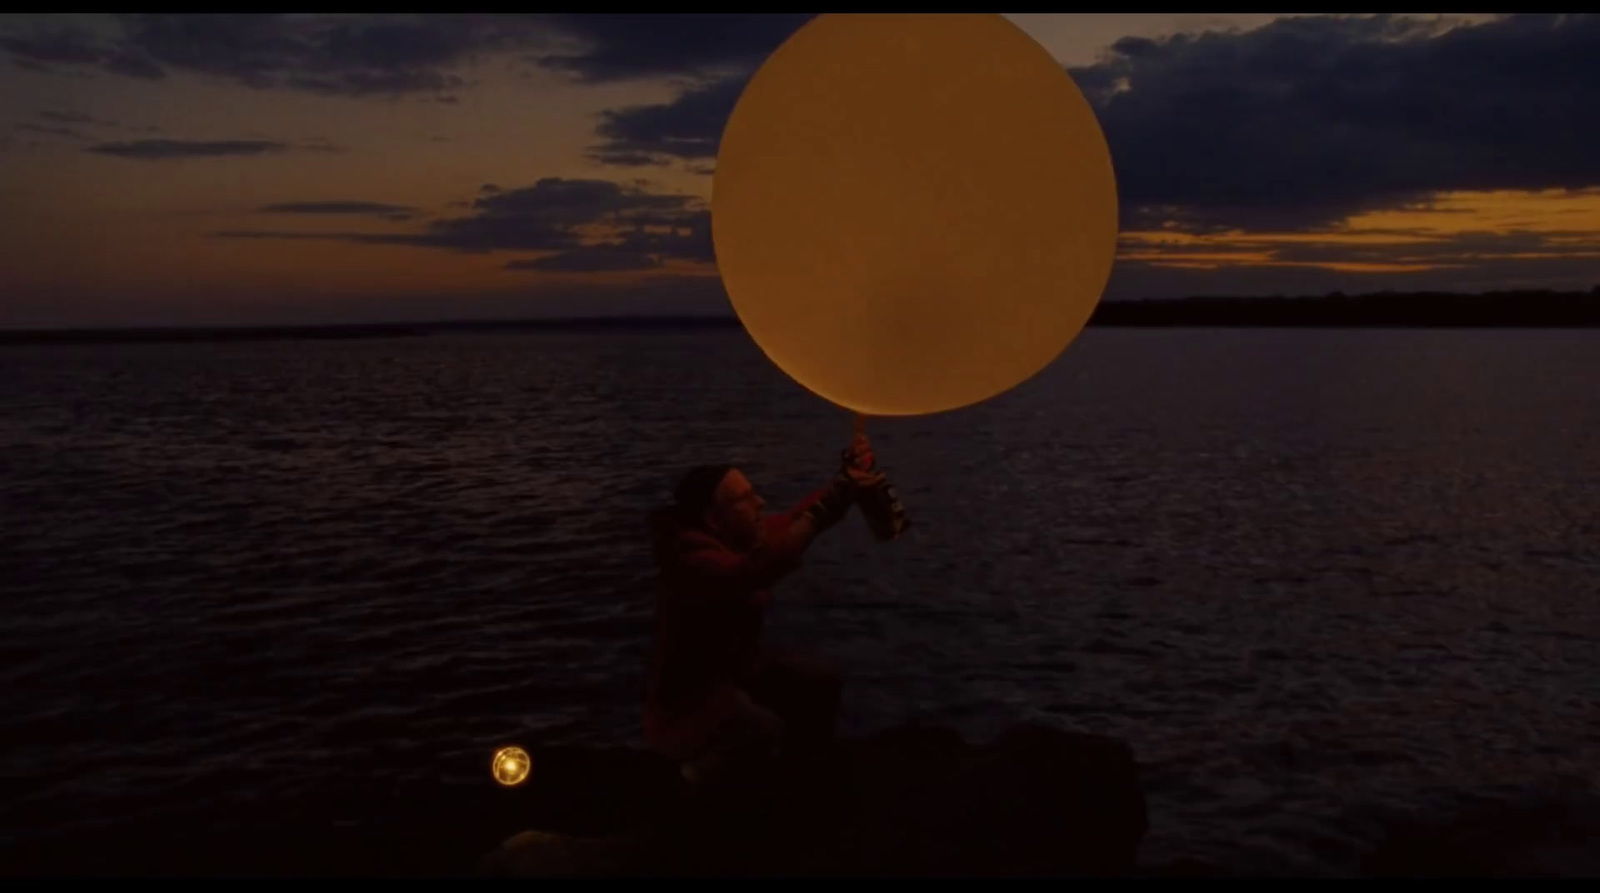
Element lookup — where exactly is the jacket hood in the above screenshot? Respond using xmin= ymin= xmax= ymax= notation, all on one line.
xmin=649 ymin=505 xmax=727 ymax=572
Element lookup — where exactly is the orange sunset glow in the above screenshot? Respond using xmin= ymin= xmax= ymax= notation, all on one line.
xmin=1 ymin=13 xmax=1594 ymax=327
xmin=1122 ymin=189 xmax=1600 ymax=274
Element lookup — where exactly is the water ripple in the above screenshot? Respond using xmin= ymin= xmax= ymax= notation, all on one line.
xmin=4 ymin=330 xmax=1599 ymax=873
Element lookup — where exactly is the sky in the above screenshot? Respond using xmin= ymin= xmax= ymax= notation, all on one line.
xmin=1 ymin=13 xmax=1597 ymax=327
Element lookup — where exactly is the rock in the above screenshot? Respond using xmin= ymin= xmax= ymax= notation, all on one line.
xmin=1362 ymin=794 xmax=1600 ymax=877
xmin=478 ymin=830 xmax=644 ymax=877
xmin=502 ymin=745 xmax=686 ymax=839
xmin=484 ymin=721 xmax=1147 ymax=877
xmin=834 ymin=722 xmax=1147 ymax=875
xmin=1147 ymin=857 xmax=1232 ymax=877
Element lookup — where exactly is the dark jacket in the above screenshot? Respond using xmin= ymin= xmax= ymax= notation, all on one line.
xmin=644 ymin=485 xmax=836 ymax=714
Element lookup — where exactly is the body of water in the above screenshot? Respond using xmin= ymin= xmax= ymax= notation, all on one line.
xmin=4 ymin=328 xmax=1598 ymax=874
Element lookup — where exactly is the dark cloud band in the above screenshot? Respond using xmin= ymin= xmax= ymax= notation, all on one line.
xmin=87 ymin=138 xmax=289 ymax=159
xmin=0 ymin=14 xmax=812 ymax=96
xmin=577 ymin=14 xmax=1600 ymax=238
xmin=216 ymin=177 xmax=712 ymax=269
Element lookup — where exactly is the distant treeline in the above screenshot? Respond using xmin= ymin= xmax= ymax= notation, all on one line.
xmin=1088 ymin=288 xmax=1600 ymax=328
xmin=3 ymin=289 xmax=1598 ymax=345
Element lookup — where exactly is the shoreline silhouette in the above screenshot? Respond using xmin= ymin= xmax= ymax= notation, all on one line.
xmin=2 ymin=288 xmax=1597 ymax=345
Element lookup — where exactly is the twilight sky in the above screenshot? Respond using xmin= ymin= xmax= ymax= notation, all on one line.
xmin=1 ymin=13 xmax=1597 ymax=327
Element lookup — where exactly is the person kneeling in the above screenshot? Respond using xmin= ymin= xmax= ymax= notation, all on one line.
xmin=643 ymin=444 xmax=878 ymax=785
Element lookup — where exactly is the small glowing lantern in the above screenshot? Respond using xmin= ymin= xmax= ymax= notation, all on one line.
xmin=492 ymin=746 xmax=531 ymax=787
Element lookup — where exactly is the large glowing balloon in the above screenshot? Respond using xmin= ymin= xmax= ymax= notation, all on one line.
xmin=712 ymin=13 xmax=1119 ymax=417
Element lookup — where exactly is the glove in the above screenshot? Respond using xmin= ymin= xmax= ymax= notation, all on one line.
xmin=840 ymin=441 xmax=887 ymax=492
xmin=801 ymin=467 xmax=857 ymax=532
xmin=841 ymin=432 xmax=874 ymax=472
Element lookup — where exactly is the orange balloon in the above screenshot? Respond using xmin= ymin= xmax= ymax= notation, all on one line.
xmin=713 ymin=14 xmax=1119 ymax=417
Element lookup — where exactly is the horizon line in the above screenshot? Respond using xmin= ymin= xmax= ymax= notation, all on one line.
xmin=2 ymin=287 xmax=1597 ymax=342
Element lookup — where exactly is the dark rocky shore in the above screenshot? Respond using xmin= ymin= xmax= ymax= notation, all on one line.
xmin=481 ymin=722 xmax=1147 ymax=877
xmin=3 ymin=721 xmax=1595 ymax=877
xmin=2 ymin=722 xmax=1143 ymax=877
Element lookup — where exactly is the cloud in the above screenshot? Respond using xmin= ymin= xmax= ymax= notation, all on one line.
xmin=465 ymin=177 xmax=693 ymax=228
xmin=1105 ymin=247 xmax=1600 ymax=299
xmin=532 ymin=14 xmax=813 ymax=82
xmin=506 ymin=244 xmax=663 ymax=272
xmin=103 ymin=53 xmax=164 ymax=79
xmin=588 ymin=74 xmax=745 ymax=166
xmin=0 ymin=21 xmax=165 ymax=80
xmin=299 ymin=139 xmax=345 ymax=154
xmin=38 ymin=110 xmax=95 ymax=125
xmin=626 ymin=211 xmax=714 ymax=263
xmin=113 ymin=13 xmax=495 ymax=94
xmin=213 ymin=225 xmax=576 ymax=253
xmin=578 ymin=14 xmax=1600 ymax=237
xmin=570 ymin=17 xmax=819 ymax=166
xmin=86 ymin=139 xmax=291 ymax=159
xmin=586 ymin=149 xmax=671 ymax=168
xmin=0 ymin=25 xmax=104 ymax=66
xmin=215 ymin=177 xmax=710 ymax=261
xmin=259 ymin=201 xmax=417 ymax=220
xmin=83 ymin=136 xmax=344 ymax=159
xmin=1072 ymin=13 xmax=1600 ymax=232
xmin=0 ymin=14 xmax=547 ymax=96
xmin=16 ymin=123 xmax=89 ymax=140
xmin=1269 ymin=230 xmax=1600 ymax=268
xmin=28 ymin=109 xmax=139 ymax=140
xmin=1107 ymin=220 xmax=1600 ymax=299
xmin=2 ymin=14 xmax=818 ymax=97
xmin=1122 ymin=227 xmax=1600 ymax=268
xmin=506 ymin=209 xmax=713 ymax=271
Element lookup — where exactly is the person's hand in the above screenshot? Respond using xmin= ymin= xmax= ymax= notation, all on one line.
xmin=844 ymin=466 xmax=887 ymax=491
xmin=842 ymin=431 xmax=875 ymax=472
